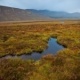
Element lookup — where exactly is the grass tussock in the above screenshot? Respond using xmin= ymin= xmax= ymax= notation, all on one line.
xmin=0 ymin=21 xmax=80 ymax=80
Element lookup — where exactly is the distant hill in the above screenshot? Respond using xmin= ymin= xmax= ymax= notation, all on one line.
xmin=0 ymin=6 xmax=51 ymax=21
xmin=27 ymin=9 xmax=80 ymax=19
xmin=0 ymin=6 xmax=80 ymax=22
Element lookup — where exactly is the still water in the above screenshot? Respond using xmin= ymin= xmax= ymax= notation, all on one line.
xmin=3 ymin=38 xmax=64 ymax=60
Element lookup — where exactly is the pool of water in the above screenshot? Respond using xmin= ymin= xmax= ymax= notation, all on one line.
xmin=2 ymin=38 xmax=64 ymax=60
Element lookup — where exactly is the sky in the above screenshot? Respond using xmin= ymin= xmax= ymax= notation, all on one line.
xmin=0 ymin=0 xmax=80 ymax=13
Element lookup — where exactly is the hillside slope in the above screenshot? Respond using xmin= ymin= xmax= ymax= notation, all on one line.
xmin=27 ymin=9 xmax=80 ymax=19
xmin=0 ymin=6 xmax=50 ymax=21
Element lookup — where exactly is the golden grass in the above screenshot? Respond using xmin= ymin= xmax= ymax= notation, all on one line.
xmin=0 ymin=21 xmax=80 ymax=80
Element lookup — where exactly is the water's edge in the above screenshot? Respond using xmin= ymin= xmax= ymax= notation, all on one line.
xmin=1 ymin=38 xmax=64 ymax=60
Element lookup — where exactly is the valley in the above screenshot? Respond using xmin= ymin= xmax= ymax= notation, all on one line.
xmin=0 ymin=21 xmax=80 ymax=80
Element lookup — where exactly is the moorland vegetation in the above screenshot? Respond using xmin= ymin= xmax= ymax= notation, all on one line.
xmin=0 ymin=21 xmax=80 ymax=80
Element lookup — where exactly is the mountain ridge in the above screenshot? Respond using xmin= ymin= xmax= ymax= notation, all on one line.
xmin=0 ymin=5 xmax=80 ymax=22
xmin=0 ymin=6 xmax=51 ymax=21
xmin=27 ymin=9 xmax=80 ymax=19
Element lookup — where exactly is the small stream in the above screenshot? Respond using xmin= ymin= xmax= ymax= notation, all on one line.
xmin=2 ymin=38 xmax=64 ymax=60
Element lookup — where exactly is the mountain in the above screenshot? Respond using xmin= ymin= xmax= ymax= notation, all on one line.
xmin=0 ymin=5 xmax=80 ymax=22
xmin=0 ymin=6 xmax=51 ymax=21
xmin=27 ymin=9 xmax=80 ymax=19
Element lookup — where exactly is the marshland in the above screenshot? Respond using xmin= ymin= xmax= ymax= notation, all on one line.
xmin=0 ymin=20 xmax=80 ymax=80
xmin=0 ymin=21 xmax=80 ymax=80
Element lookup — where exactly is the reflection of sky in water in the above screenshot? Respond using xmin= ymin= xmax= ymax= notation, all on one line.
xmin=3 ymin=38 xmax=64 ymax=60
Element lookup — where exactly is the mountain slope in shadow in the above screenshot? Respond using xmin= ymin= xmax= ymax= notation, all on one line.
xmin=27 ymin=9 xmax=80 ymax=19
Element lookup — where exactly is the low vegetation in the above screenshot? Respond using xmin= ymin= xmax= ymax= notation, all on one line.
xmin=0 ymin=21 xmax=80 ymax=80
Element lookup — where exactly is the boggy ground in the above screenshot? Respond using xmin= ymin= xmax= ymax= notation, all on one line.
xmin=0 ymin=21 xmax=80 ymax=80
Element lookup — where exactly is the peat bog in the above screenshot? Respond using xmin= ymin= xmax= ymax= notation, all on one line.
xmin=0 ymin=21 xmax=80 ymax=80
xmin=2 ymin=38 xmax=64 ymax=60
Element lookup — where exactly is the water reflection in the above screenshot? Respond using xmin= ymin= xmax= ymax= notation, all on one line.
xmin=3 ymin=38 xmax=64 ymax=60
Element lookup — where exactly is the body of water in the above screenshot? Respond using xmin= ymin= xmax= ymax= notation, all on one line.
xmin=2 ymin=38 xmax=64 ymax=60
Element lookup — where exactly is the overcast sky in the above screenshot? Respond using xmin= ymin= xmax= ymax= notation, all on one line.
xmin=0 ymin=0 xmax=80 ymax=13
